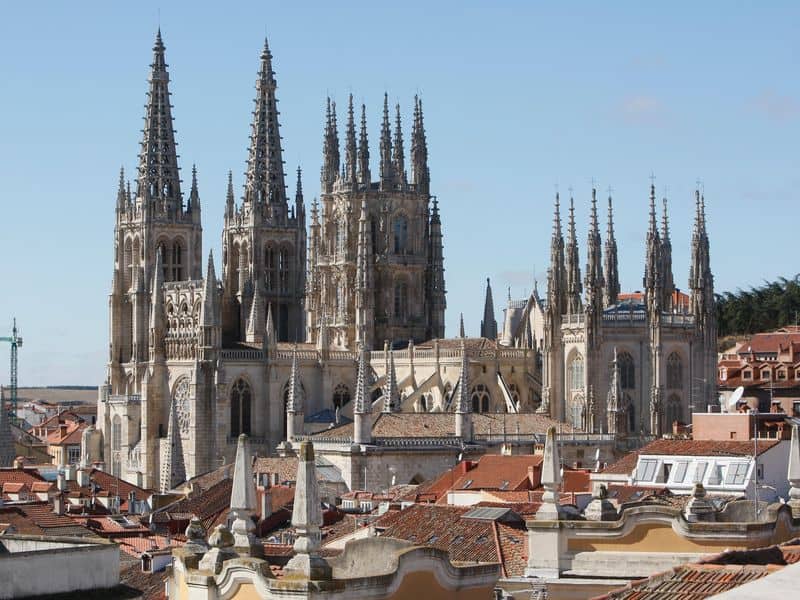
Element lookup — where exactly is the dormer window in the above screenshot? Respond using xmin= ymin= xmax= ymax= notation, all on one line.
xmin=762 ymin=369 xmax=771 ymax=380
xmin=743 ymin=370 xmax=752 ymax=380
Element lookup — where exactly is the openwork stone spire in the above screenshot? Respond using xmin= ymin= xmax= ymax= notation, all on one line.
xmin=200 ymin=251 xmax=218 ymax=327
xmin=584 ymin=188 xmax=604 ymax=312
xmin=392 ymin=103 xmax=405 ymax=183
xmin=286 ymin=345 xmax=303 ymax=413
xmin=565 ymin=196 xmax=583 ymax=315
xmin=546 ymin=193 xmax=566 ymax=315
xmin=321 ymin=98 xmax=340 ymax=192
xmin=411 ymin=95 xmax=430 ymax=194
xmin=344 ymin=95 xmax=358 ymax=184
xmin=603 ymin=194 xmax=620 ymax=307
xmin=244 ymin=38 xmax=287 ymax=208
xmin=660 ymin=196 xmax=675 ymax=309
xmin=160 ymin=392 xmax=186 ymax=492
xmin=480 ymin=278 xmax=497 ymax=339
xmin=455 ymin=340 xmax=473 ymax=441
xmin=357 ymin=103 xmax=370 ymax=184
xmin=137 ymin=29 xmax=182 ymax=214
xmin=644 ymin=183 xmax=662 ymax=313
xmin=379 ymin=93 xmax=393 ymax=188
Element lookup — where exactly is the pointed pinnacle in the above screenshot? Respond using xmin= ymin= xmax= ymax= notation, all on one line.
xmin=661 ymin=196 xmax=670 ymax=239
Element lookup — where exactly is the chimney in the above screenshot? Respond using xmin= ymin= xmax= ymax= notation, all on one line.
xmin=76 ymin=469 xmax=90 ymax=488
xmin=261 ymin=487 xmax=273 ymax=519
xmin=128 ymin=491 xmax=136 ymax=514
xmin=56 ymin=471 xmax=67 ymax=492
xmin=527 ymin=465 xmax=539 ymax=488
xmin=53 ymin=493 xmax=65 ymax=516
xmin=59 ymin=424 xmax=68 ymax=439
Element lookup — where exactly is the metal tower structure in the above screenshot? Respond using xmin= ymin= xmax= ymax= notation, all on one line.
xmin=0 ymin=319 xmax=22 ymax=420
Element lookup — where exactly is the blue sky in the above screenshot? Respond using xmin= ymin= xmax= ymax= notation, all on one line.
xmin=0 ymin=2 xmax=798 ymax=385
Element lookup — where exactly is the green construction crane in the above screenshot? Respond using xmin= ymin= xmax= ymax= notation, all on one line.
xmin=0 ymin=319 xmax=22 ymax=422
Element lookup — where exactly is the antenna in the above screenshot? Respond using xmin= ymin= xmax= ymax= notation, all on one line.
xmin=727 ymin=386 xmax=745 ymax=413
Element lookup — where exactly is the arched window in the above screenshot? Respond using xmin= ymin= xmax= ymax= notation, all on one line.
xmin=230 ymin=379 xmax=252 ymax=437
xmin=123 ymin=238 xmax=132 ymax=290
xmin=667 ymin=352 xmax=682 ymax=389
xmin=335 ymin=220 xmax=346 ymax=257
xmin=230 ymin=244 xmax=241 ymax=291
xmin=568 ymin=354 xmax=584 ymax=390
xmin=471 ymin=384 xmax=491 ymax=413
xmin=666 ymin=394 xmax=682 ymax=428
xmin=333 ymin=384 xmax=351 ymax=408
xmin=279 ymin=247 xmax=290 ymax=293
xmin=625 ymin=394 xmax=636 ymax=433
xmin=239 ymin=243 xmax=249 ymax=292
xmin=265 ymin=246 xmax=275 ymax=291
xmin=571 ymin=396 xmax=585 ymax=430
xmin=393 ymin=215 xmax=408 ymax=254
xmin=394 ymin=280 xmax=408 ymax=320
xmin=173 ymin=378 xmax=191 ymax=436
xmin=171 ymin=240 xmax=184 ymax=281
xmin=618 ymin=352 xmax=635 ymax=390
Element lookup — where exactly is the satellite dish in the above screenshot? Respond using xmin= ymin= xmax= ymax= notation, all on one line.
xmin=727 ymin=386 xmax=745 ymax=412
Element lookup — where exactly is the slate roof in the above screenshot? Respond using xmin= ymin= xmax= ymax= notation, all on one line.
xmin=313 ymin=412 xmax=573 ymax=440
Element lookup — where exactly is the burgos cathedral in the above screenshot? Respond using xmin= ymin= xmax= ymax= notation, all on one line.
xmin=95 ymin=32 xmax=717 ymax=490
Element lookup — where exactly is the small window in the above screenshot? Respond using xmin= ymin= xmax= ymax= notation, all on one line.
xmin=693 ymin=461 xmax=708 ymax=483
xmin=778 ymin=370 xmax=787 ymax=380
xmin=724 ymin=462 xmax=749 ymax=485
xmin=637 ymin=459 xmax=658 ymax=481
xmin=762 ymin=369 xmax=771 ymax=380
xmin=743 ymin=370 xmax=752 ymax=380
xmin=672 ymin=461 xmax=689 ymax=483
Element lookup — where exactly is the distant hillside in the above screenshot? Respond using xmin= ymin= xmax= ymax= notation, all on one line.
xmin=16 ymin=387 xmax=98 ymax=405
xmin=716 ymin=275 xmax=800 ymax=338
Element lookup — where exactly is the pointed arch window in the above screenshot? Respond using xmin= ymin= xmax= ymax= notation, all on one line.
xmin=568 ymin=354 xmax=584 ymax=390
xmin=333 ymin=384 xmax=351 ymax=408
xmin=230 ymin=378 xmax=252 ymax=437
xmin=394 ymin=280 xmax=408 ymax=320
xmin=470 ymin=384 xmax=491 ymax=413
xmin=279 ymin=247 xmax=290 ymax=293
xmin=571 ymin=396 xmax=585 ymax=430
xmin=667 ymin=352 xmax=682 ymax=389
xmin=618 ymin=352 xmax=635 ymax=390
xmin=111 ymin=415 xmax=122 ymax=478
xmin=666 ymin=393 xmax=682 ymax=428
xmin=171 ymin=240 xmax=184 ymax=281
xmin=265 ymin=245 xmax=276 ymax=291
xmin=393 ymin=215 xmax=408 ymax=255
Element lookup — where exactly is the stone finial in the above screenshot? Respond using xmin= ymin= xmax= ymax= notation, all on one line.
xmin=284 ymin=441 xmax=332 ymax=580
xmin=788 ymin=425 xmax=800 ymax=517
xmin=584 ymin=484 xmax=617 ymax=521
xmin=383 ymin=348 xmax=399 ymax=414
xmin=684 ymin=482 xmax=715 ymax=522
xmin=199 ymin=524 xmax=236 ymax=574
xmin=184 ymin=516 xmax=209 ymax=554
xmin=536 ymin=426 xmax=561 ymax=520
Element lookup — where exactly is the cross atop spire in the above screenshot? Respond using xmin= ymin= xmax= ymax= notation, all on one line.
xmin=137 ymin=29 xmax=182 ymax=214
xmin=244 ymin=37 xmax=287 ymax=209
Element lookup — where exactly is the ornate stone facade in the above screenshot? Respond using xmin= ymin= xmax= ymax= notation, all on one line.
xmin=503 ymin=186 xmax=717 ymax=439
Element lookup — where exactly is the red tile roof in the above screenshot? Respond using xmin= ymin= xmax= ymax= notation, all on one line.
xmin=447 ymin=455 xmax=543 ymax=493
xmin=638 ymin=438 xmax=780 ymax=457
xmin=0 ymin=503 xmax=96 ymax=537
xmin=600 ymin=450 xmax=641 ymax=476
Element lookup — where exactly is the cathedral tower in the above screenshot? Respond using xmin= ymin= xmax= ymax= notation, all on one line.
xmin=221 ymin=39 xmax=306 ymax=344
xmin=107 ymin=30 xmax=203 ymax=396
xmin=306 ymin=94 xmax=444 ymax=350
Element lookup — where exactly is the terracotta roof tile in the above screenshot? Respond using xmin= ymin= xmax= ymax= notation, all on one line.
xmin=447 ymin=455 xmax=542 ymax=493
xmin=639 ymin=438 xmax=780 ymax=457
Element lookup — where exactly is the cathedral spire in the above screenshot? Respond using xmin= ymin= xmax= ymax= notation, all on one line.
xmin=294 ymin=165 xmax=305 ymax=224
xmin=459 ymin=312 xmax=465 ymax=338
xmin=244 ymin=38 xmax=287 ymax=209
xmin=137 ymin=29 xmax=182 ymax=215
xmin=379 ymin=93 xmax=393 ymax=189
xmin=455 ymin=340 xmax=472 ymax=441
xmin=353 ymin=344 xmax=372 ymax=445
xmin=584 ymin=188 xmax=604 ymax=313
xmin=116 ymin=166 xmax=127 ymax=213
xmin=188 ymin=164 xmax=200 ymax=213
xmin=392 ymin=103 xmax=405 ymax=184
xmin=160 ymin=391 xmax=186 ymax=492
xmin=546 ymin=193 xmax=566 ymax=315
xmin=357 ymin=103 xmax=370 ymax=185
xmin=321 ymin=98 xmax=340 ymax=193
xmin=286 ymin=345 xmax=304 ymax=442
xmin=344 ymin=95 xmax=358 ymax=184
xmin=225 ymin=171 xmax=235 ymax=219
xmin=603 ymin=194 xmax=620 ymax=307
xmin=660 ymin=196 xmax=675 ymax=309
xmin=200 ymin=251 xmax=218 ymax=327
xmin=480 ymin=278 xmax=498 ymax=339
xmin=355 ymin=199 xmax=374 ymax=349
xmin=644 ymin=182 xmax=662 ymax=308
xmin=427 ymin=196 xmax=446 ymax=340
xmin=565 ymin=196 xmax=583 ymax=315
xmin=411 ymin=95 xmax=430 ymax=194
xmin=383 ymin=348 xmax=399 ymax=413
